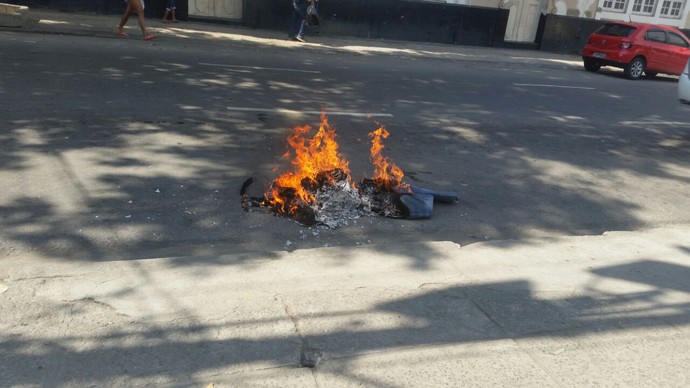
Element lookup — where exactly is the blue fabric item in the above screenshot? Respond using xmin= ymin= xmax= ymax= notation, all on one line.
xmin=399 ymin=193 xmax=435 ymax=219
xmin=409 ymin=185 xmax=458 ymax=203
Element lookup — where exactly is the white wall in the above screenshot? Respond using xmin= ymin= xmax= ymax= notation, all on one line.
xmin=596 ymin=2 xmax=689 ymax=29
xmin=188 ymin=0 xmax=243 ymax=20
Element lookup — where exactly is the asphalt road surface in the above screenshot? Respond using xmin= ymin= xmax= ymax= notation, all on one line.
xmin=1 ymin=30 xmax=689 ymax=262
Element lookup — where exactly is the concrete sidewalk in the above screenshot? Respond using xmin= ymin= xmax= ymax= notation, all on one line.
xmin=2 ymin=8 xmax=582 ymax=68
xmin=1 ymin=226 xmax=689 ymax=386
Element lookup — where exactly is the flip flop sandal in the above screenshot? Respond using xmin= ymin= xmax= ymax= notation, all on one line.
xmin=116 ymin=31 xmax=128 ymax=38
xmin=144 ymin=34 xmax=157 ymax=41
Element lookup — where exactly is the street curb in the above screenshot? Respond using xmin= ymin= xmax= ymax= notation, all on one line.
xmin=0 ymin=3 xmax=39 ymax=28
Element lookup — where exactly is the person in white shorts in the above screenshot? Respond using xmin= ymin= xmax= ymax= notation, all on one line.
xmin=117 ymin=0 xmax=156 ymax=41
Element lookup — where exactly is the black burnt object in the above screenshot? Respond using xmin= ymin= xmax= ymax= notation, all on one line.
xmin=356 ymin=178 xmax=404 ymax=218
xmin=240 ymin=174 xmax=458 ymax=227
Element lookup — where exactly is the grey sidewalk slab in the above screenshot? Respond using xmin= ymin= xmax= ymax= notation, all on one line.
xmin=2 ymin=226 xmax=689 ymax=386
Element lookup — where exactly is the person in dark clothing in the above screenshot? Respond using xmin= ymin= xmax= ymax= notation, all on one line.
xmin=288 ymin=0 xmax=314 ymax=42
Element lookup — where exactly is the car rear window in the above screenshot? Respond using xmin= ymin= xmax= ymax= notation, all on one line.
xmin=668 ymin=32 xmax=690 ymax=48
xmin=596 ymin=24 xmax=636 ymax=37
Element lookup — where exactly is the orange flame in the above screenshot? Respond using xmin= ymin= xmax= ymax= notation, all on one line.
xmin=266 ymin=115 xmax=408 ymax=216
xmin=268 ymin=113 xmax=351 ymax=212
xmin=369 ymin=125 xmax=407 ymax=191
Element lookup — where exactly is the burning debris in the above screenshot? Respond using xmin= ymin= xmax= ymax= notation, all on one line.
xmin=241 ymin=113 xmax=457 ymax=227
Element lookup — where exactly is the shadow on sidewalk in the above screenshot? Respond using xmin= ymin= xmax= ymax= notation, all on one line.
xmin=3 ymin=259 xmax=689 ymax=385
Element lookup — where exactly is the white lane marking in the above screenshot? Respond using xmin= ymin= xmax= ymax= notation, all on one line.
xmin=226 ymin=107 xmax=394 ymax=118
xmin=513 ymin=83 xmax=595 ymax=90
xmin=621 ymin=121 xmax=690 ymax=126
xmin=199 ymin=62 xmax=321 ymax=74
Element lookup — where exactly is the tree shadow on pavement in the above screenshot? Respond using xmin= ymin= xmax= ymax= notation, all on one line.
xmin=1 ymin=31 xmax=689 ymax=266
xmin=2 ymin=260 xmax=689 ymax=386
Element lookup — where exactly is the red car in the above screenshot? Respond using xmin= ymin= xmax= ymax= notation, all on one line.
xmin=582 ymin=22 xmax=690 ymax=80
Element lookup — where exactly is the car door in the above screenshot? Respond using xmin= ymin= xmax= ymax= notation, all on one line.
xmin=666 ymin=31 xmax=690 ymax=74
xmin=643 ymin=29 xmax=669 ymax=71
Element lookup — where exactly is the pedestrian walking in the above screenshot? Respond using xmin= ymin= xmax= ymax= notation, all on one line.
xmin=116 ymin=0 xmax=156 ymax=41
xmin=288 ymin=0 xmax=314 ymax=43
xmin=162 ymin=0 xmax=179 ymax=23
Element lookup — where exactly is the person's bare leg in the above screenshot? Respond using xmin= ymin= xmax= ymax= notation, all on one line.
xmin=136 ymin=11 xmax=148 ymax=37
xmin=126 ymin=0 xmax=148 ymax=38
xmin=117 ymin=3 xmax=133 ymax=33
xmin=162 ymin=9 xmax=169 ymax=23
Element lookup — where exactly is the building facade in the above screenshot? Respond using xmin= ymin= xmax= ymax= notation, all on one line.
xmin=29 ymin=0 xmax=677 ymax=46
xmin=427 ymin=0 xmax=690 ymax=42
xmin=185 ymin=0 xmax=688 ymax=43
xmin=593 ymin=0 xmax=689 ymax=27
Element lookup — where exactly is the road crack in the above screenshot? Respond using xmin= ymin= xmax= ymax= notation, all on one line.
xmin=284 ymin=303 xmax=322 ymax=370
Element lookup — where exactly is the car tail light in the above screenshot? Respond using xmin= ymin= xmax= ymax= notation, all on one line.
xmin=620 ymin=41 xmax=633 ymax=49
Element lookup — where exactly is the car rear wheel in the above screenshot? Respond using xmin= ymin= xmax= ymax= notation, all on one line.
xmin=584 ymin=59 xmax=601 ymax=72
xmin=624 ymin=57 xmax=645 ymax=80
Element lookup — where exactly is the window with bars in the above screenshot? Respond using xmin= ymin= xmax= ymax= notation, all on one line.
xmin=603 ymin=0 xmax=628 ymax=10
xmin=632 ymin=0 xmax=657 ymax=14
xmin=660 ymin=0 xmax=685 ymax=17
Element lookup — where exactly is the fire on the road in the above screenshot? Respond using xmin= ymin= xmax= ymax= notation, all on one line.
xmin=241 ymin=113 xmax=456 ymax=227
